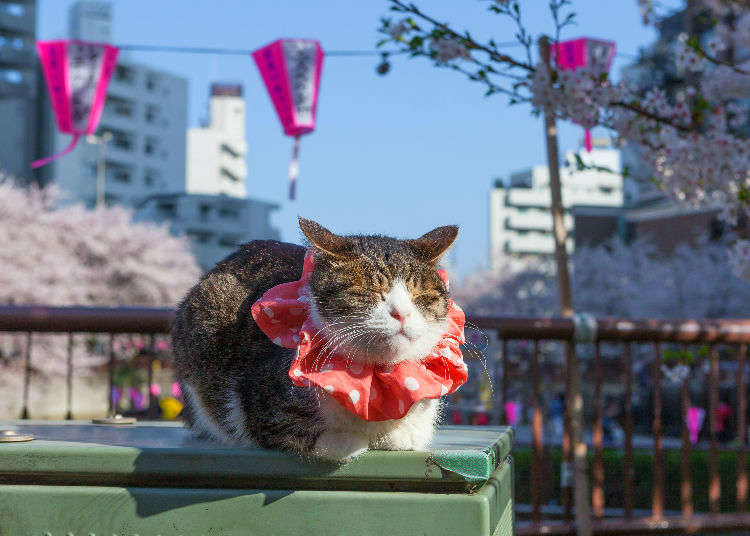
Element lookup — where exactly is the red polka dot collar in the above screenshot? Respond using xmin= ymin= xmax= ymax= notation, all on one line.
xmin=251 ymin=249 xmax=468 ymax=422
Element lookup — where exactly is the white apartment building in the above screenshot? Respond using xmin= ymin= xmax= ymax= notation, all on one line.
xmin=135 ymin=82 xmax=280 ymax=271
xmin=489 ymin=142 xmax=624 ymax=270
xmin=186 ymin=84 xmax=248 ymax=197
xmin=39 ymin=1 xmax=187 ymax=207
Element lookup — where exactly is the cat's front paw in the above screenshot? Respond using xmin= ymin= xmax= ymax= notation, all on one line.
xmin=313 ymin=431 xmax=369 ymax=463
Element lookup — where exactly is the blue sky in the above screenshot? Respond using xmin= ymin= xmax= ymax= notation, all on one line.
xmin=38 ymin=1 xmax=677 ymax=276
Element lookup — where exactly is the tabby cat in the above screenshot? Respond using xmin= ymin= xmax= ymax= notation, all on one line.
xmin=172 ymin=217 xmax=459 ymax=462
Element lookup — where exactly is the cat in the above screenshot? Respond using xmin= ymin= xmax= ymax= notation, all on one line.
xmin=171 ymin=217 xmax=459 ymax=462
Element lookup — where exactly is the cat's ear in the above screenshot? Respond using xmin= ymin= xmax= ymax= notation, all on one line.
xmin=407 ymin=225 xmax=458 ymax=263
xmin=299 ymin=217 xmax=356 ymax=259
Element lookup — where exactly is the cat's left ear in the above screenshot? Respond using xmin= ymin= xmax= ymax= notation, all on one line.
xmin=407 ymin=225 xmax=458 ymax=263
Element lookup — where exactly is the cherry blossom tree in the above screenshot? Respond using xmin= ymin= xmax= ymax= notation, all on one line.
xmin=455 ymin=236 xmax=750 ymax=319
xmin=0 ymin=176 xmax=201 ymax=374
xmin=377 ymin=0 xmax=749 ymax=277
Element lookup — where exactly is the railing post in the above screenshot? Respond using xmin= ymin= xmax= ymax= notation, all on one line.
xmin=501 ymin=337 xmax=508 ymax=425
xmin=680 ymin=345 xmax=693 ymax=519
xmin=20 ymin=332 xmax=32 ymax=419
xmin=147 ymin=334 xmax=158 ymax=418
xmin=592 ymin=341 xmax=604 ymax=519
xmin=65 ymin=333 xmax=74 ymax=420
xmin=531 ymin=339 xmax=543 ymax=523
xmin=709 ymin=344 xmax=721 ymax=514
xmin=739 ymin=343 xmax=748 ymax=511
xmin=652 ymin=342 xmax=664 ymax=520
xmin=623 ymin=343 xmax=634 ymax=519
xmin=107 ymin=334 xmax=115 ymax=416
xmin=562 ymin=341 xmax=573 ymax=521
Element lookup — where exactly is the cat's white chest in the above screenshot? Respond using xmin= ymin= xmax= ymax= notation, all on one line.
xmin=317 ymin=390 xmax=440 ymax=452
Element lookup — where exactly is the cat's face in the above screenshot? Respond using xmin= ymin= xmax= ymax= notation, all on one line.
xmin=300 ymin=218 xmax=458 ymax=365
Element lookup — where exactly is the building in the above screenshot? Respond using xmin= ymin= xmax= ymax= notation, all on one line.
xmin=135 ymin=193 xmax=280 ymax=271
xmin=574 ymin=203 xmax=724 ymax=255
xmin=0 ymin=0 xmax=41 ymax=180
xmin=135 ymin=82 xmax=280 ymax=271
xmin=489 ymin=141 xmax=623 ymax=269
xmin=186 ymin=83 xmax=248 ymax=198
xmin=39 ymin=0 xmax=188 ymax=207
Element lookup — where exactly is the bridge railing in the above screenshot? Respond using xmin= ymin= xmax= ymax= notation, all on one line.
xmin=1 ymin=305 xmax=749 ymax=535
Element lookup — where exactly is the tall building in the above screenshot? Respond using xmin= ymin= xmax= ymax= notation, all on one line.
xmin=39 ymin=0 xmax=188 ymax=207
xmin=0 ymin=0 xmax=41 ymax=180
xmin=186 ymin=83 xmax=248 ymax=197
xmin=489 ymin=141 xmax=623 ymax=270
xmin=136 ymin=82 xmax=280 ymax=272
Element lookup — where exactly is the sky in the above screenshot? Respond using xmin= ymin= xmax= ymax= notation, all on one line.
xmin=37 ymin=0 xmax=677 ymax=276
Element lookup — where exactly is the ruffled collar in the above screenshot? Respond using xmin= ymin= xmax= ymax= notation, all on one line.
xmin=251 ymin=249 xmax=467 ymax=421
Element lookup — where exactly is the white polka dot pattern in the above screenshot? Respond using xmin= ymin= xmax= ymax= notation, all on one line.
xmin=251 ymin=248 xmax=469 ymax=421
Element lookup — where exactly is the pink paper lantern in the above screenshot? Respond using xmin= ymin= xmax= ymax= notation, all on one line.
xmin=171 ymin=381 xmax=182 ymax=399
xmin=551 ymin=37 xmax=615 ymax=152
xmin=32 ymin=40 xmax=119 ymax=168
xmin=252 ymin=39 xmax=324 ymax=200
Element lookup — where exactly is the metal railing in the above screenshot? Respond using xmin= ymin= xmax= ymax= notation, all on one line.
xmin=1 ymin=305 xmax=750 ymax=535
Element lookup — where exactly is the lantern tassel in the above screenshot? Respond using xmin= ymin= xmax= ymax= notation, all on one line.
xmin=288 ymin=136 xmax=300 ymax=200
xmin=31 ymin=134 xmax=81 ymax=169
xmin=584 ymin=129 xmax=593 ymax=152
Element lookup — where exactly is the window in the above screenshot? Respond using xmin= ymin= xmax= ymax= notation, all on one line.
xmin=145 ymin=74 xmax=157 ymax=91
xmin=220 ymin=168 xmax=240 ymax=182
xmin=144 ymin=168 xmax=160 ymax=187
xmin=144 ymin=136 xmax=159 ymax=156
xmin=115 ymin=65 xmax=135 ymax=84
xmin=199 ymin=204 xmax=211 ymax=220
xmin=2 ymin=4 xmax=25 ymax=16
xmin=599 ymin=186 xmax=614 ymax=194
xmin=218 ymin=207 xmax=240 ymax=219
xmin=157 ymin=202 xmax=176 ymax=216
xmin=1 ymin=70 xmax=22 ymax=83
xmin=105 ymin=96 xmax=134 ymax=118
xmin=218 ymin=235 xmax=240 ymax=248
xmin=105 ymin=128 xmax=134 ymax=151
xmin=145 ymin=104 xmax=159 ymax=123
xmin=187 ymin=230 xmax=212 ymax=244
xmin=105 ymin=161 xmax=132 ymax=183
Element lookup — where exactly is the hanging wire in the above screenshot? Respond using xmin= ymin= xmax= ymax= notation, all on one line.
xmin=114 ymin=44 xmax=410 ymax=56
xmin=115 ymin=42 xmax=638 ymax=61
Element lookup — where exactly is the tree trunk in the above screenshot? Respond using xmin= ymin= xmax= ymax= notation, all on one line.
xmin=538 ymin=35 xmax=591 ymax=536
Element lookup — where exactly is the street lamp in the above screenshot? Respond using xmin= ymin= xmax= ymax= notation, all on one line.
xmin=86 ymin=131 xmax=112 ymax=209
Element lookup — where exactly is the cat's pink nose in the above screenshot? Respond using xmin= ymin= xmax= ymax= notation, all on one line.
xmin=390 ymin=309 xmax=410 ymax=323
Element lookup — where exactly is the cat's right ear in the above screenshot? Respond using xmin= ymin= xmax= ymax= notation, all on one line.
xmin=298 ymin=217 xmax=355 ymax=259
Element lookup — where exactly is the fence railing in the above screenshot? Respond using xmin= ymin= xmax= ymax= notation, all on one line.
xmin=1 ymin=305 xmax=750 ymax=535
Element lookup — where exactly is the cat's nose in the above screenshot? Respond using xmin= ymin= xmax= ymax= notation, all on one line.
xmin=390 ymin=309 xmax=410 ymax=323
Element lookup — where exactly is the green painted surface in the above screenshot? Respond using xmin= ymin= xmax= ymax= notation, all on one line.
xmin=0 ymin=461 xmax=512 ymax=536
xmin=0 ymin=422 xmax=514 ymax=535
xmin=0 ymin=421 xmax=512 ymax=493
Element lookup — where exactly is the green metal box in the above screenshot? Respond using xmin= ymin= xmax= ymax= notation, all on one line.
xmin=0 ymin=422 xmax=513 ymax=536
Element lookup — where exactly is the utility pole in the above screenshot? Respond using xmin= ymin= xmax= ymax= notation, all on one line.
xmin=87 ymin=131 xmax=112 ymax=209
xmin=538 ymin=35 xmax=591 ymax=536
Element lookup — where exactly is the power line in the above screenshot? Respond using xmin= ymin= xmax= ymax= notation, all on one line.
xmin=115 ymin=44 xmax=404 ymax=56
xmin=114 ymin=42 xmax=638 ymax=61
xmin=114 ymin=42 xmax=524 ymax=57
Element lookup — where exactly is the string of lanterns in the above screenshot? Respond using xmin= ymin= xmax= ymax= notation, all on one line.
xmin=30 ymin=37 xmax=623 ymax=198
xmin=32 ymin=38 xmax=348 ymax=200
